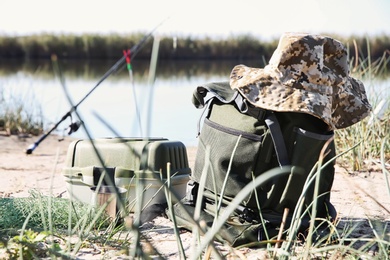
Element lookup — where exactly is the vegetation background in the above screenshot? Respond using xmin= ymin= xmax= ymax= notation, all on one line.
xmin=0 ymin=33 xmax=389 ymax=64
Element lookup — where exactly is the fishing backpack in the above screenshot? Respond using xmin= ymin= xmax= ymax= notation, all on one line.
xmin=169 ymin=82 xmax=337 ymax=247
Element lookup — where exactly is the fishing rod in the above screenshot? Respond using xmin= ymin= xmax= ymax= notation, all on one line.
xmin=25 ymin=21 xmax=165 ymax=154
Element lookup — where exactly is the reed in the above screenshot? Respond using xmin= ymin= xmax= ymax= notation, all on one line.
xmin=0 ymin=33 xmax=389 ymax=64
xmin=0 ymin=88 xmax=44 ymax=136
xmin=335 ymin=39 xmax=390 ymax=171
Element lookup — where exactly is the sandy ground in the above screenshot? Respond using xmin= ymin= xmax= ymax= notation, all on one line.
xmin=1 ymin=134 xmax=389 ymax=258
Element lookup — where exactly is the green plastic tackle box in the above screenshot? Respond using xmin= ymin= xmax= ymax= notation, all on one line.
xmin=62 ymin=137 xmax=191 ymax=211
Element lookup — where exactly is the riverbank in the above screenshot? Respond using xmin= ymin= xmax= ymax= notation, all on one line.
xmin=0 ymin=134 xmax=389 ymax=258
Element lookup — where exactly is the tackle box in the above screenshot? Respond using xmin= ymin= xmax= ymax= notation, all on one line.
xmin=62 ymin=137 xmax=191 ymax=211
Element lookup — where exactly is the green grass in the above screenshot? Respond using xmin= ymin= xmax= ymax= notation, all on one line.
xmin=0 ymin=190 xmax=119 ymax=259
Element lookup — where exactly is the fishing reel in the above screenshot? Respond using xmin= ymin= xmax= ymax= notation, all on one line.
xmin=66 ymin=113 xmax=83 ymax=135
xmin=68 ymin=120 xmax=82 ymax=135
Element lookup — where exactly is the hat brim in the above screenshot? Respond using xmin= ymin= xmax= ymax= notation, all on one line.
xmin=230 ymin=64 xmax=371 ymax=129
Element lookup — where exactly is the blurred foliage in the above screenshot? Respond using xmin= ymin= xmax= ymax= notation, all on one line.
xmin=1 ymin=33 xmax=388 ymax=65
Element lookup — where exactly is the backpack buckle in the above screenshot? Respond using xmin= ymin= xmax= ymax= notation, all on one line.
xmin=185 ymin=180 xmax=199 ymax=206
xmin=237 ymin=207 xmax=259 ymax=224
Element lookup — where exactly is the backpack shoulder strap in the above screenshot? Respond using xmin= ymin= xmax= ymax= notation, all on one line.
xmin=264 ymin=112 xmax=290 ymax=167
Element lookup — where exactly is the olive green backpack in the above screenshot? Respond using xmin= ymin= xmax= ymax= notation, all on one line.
xmin=169 ymin=82 xmax=336 ymax=247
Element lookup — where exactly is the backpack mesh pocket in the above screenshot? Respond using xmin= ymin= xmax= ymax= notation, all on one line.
xmin=264 ymin=126 xmax=335 ymax=217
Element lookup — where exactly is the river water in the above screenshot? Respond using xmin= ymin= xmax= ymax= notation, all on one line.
xmin=0 ymin=59 xmax=389 ymax=147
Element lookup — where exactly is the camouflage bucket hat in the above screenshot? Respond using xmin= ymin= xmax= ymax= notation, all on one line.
xmin=230 ymin=32 xmax=372 ymax=129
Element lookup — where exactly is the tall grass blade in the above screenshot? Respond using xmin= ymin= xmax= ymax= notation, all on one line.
xmin=304 ymin=137 xmax=333 ymax=255
xmin=191 ymin=166 xmax=291 ymax=259
xmin=164 ymin=164 xmax=186 ymax=259
xmin=192 ymin=146 xmax=223 ymax=259
xmin=145 ymin=35 xmax=160 ymax=137
xmin=381 ymin=138 xmax=390 ymax=198
xmin=283 ymin=141 xmax=359 ymax=254
xmin=217 ymin=135 xmax=241 ymax=211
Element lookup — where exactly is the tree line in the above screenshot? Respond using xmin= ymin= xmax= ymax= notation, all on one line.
xmin=0 ymin=33 xmax=389 ymax=65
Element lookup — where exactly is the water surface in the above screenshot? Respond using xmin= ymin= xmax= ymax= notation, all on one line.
xmin=0 ymin=59 xmax=388 ymax=147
